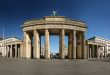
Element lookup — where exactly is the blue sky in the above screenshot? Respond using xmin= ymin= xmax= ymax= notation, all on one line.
xmin=0 ymin=0 xmax=110 ymax=53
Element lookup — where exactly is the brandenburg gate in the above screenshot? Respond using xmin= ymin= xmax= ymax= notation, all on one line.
xmin=22 ymin=13 xmax=87 ymax=59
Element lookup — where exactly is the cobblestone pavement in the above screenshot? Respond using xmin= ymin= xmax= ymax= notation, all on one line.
xmin=0 ymin=57 xmax=110 ymax=75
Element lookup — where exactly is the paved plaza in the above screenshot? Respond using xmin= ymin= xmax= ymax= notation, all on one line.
xmin=0 ymin=57 xmax=110 ymax=75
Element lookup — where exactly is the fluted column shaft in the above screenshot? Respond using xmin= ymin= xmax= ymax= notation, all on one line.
xmin=10 ymin=45 xmax=12 ymax=58
xmin=34 ymin=30 xmax=40 ymax=58
xmin=87 ymin=44 xmax=90 ymax=59
xmin=77 ymin=32 xmax=82 ymax=59
xmin=68 ymin=30 xmax=76 ymax=59
xmin=15 ymin=44 xmax=17 ymax=58
xmin=73 ymin=30 xmax=76 ymax=59
xmin=18 ymin=46 xmax=20 ymax=58
xmin=92 ymin=45 xmax=94 ymax=58
xmin=68 ymin=31 xmax=73 ymax=59
xmin=104 ymin=46 xmax=107 ymax=58
xmin=23 ymin=32 xmax=31 ymax=58
xmin=97 ymin=45 xmax=100 ymax=58
xmin=45 ymin=29 xmax=50 ymax=59
xmin=82 ymin=32 xmax=86 ymax=59
xmin=60 ymin=29 xmax=65 ymax=59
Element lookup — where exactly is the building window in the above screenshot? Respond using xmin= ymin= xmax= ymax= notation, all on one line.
xmin=108 ymin=45 xmax=110 ymax=47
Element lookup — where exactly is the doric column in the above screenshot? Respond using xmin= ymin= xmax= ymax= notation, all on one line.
xmin=87 ymin=44 xmax=90 ymax=59
xmin=104 ymin=46 xmax=107 ymax=58
xmin=7 ymin=45 xmax=9 ymax=57
xmin=15 ymin=44 xmax=17 ymax=58
xmin=6 ymin=45 xmax=8 ymax=57
xmin=4 ymin=45 xmax=6 ymax=57
xmin=39 ymin=36 xmax=41 ymax=57
xmin=101 ymin=46 xmax=103 ymax=58
xmin=68 ymin=30 xmax=77 ymax=59
xmin=7 ymin=45 xmax=10 ymax=57
xmin=90 ymin=47 xmax=92 ymax=59
xmin=92 ymin=45 xmax=94 ymax=58
xmin=68 ymin=31 xmax=73 ymax=59
xmin=23 ymin=32 xmax=26 ymax=58
xmin=23 ymin=31 xmax=31 ymax=58
xmin=77 ymin=32 xmax=84 ymax=59
xmin=18 ymin=46 xmax=20 ymax=58
xmin=82 ymin=31 xmax=86 ymax=59
xmin=10 ymin=45 xmax=12 ymax=58
xmin=20 ymin=43 xmax=23 ymax=58
xmin=45 ymin=29 xmax=50 ymax=59
xmin=5 ymin=46 xmax=7 ymax=57
xmin=73 ymin=30 xmax=76 ymax=59
xmin=97 ymin=45 xmax=100 ymax=58
xmin=34 ymin=29 xmax=40 ymax=59
xmin=59 ymin=29 xmax=65 ymax=59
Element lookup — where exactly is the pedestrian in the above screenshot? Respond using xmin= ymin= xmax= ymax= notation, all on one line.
xmin=50 ymin=53 xmax=52 ymax=60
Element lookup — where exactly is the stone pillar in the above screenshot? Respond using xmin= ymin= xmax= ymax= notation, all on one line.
xmin=20 ymin=43 xmax=23 ymax=58
xmin=77 ymin=32 xmax=83 ymax=59
xmin=10 ymin=45 xmax=12 ymax=58
xmin=23 ymin=31 xmax=31 ymax=58
xmin=97 ymin=45 xmax=100 ymax=58
xmin=18 ymin=46 xmax=20 ymax=58
xmin=90 ymin=47 xmax=92 ymax=59
xmin=8 ymin=46 xmax=9 ymax=57
xmin=68 ymin=31 xmax=73 ymax=59
xmin=4 ymin=45 xmax=6 ymax=57
xmin=39 ymin=36 xmax=41 ymax=58
xmin=104 ymin=46 xmax=107 ymax=58
xmin=15 ymin=44 xmax=17 ymax=58
xmin=7 ymin=45 xmax=10 ymax=57
xmin=34 ymin=30 xmax=40 ymax=59
xmin=59 ymin=29 xmax=65 ymax=59
xmin=82 ymin=31 xmax=86 ymax=59
xmin=6 ymin=45 xmax=8 ymax=57
xmin=23 ymin=32 xmax=26 ymax=58
xmin=3 ymin=45 xmax=6 ymax=57
xmin=45 ymin=29 xmax=50 ymax=59
xmin=87 ymin=44 xmax=90 ymax=59
xmin=73 ymin=30 xmax=76 ymax=59
xmin=92 ymin=45 xmax=94 ymax=58
xmin=5 ymin=45 xmax=7 ymax=57
xmin=100 ymin=46 xmax=103 ymax=58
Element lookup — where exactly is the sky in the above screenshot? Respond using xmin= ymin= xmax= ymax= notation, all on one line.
xmin=0 ymin=0 xmax=110 ymax=53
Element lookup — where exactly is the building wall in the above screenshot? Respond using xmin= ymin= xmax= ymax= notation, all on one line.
xmin=88 ymin=37 xmax=110 ymax=56
xmin=0 ymin=37 xmax=22 ymax=57
xmin=107 ymin=44 xmax=110 ymax=54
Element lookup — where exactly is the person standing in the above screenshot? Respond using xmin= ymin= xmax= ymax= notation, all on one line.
xmin=50 ymin=53 xmax=52 ymax=60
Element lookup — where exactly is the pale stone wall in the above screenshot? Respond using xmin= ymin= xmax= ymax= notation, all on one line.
xmin=87 ymin=40 xmax=106 ymax=59
xmin=0 ymin=37 xmax=22 ymax=57
xmin=45 ymin=16 xmax=66 ymax=21
xmin=22 ymin=16 xmax=87 ymax=59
